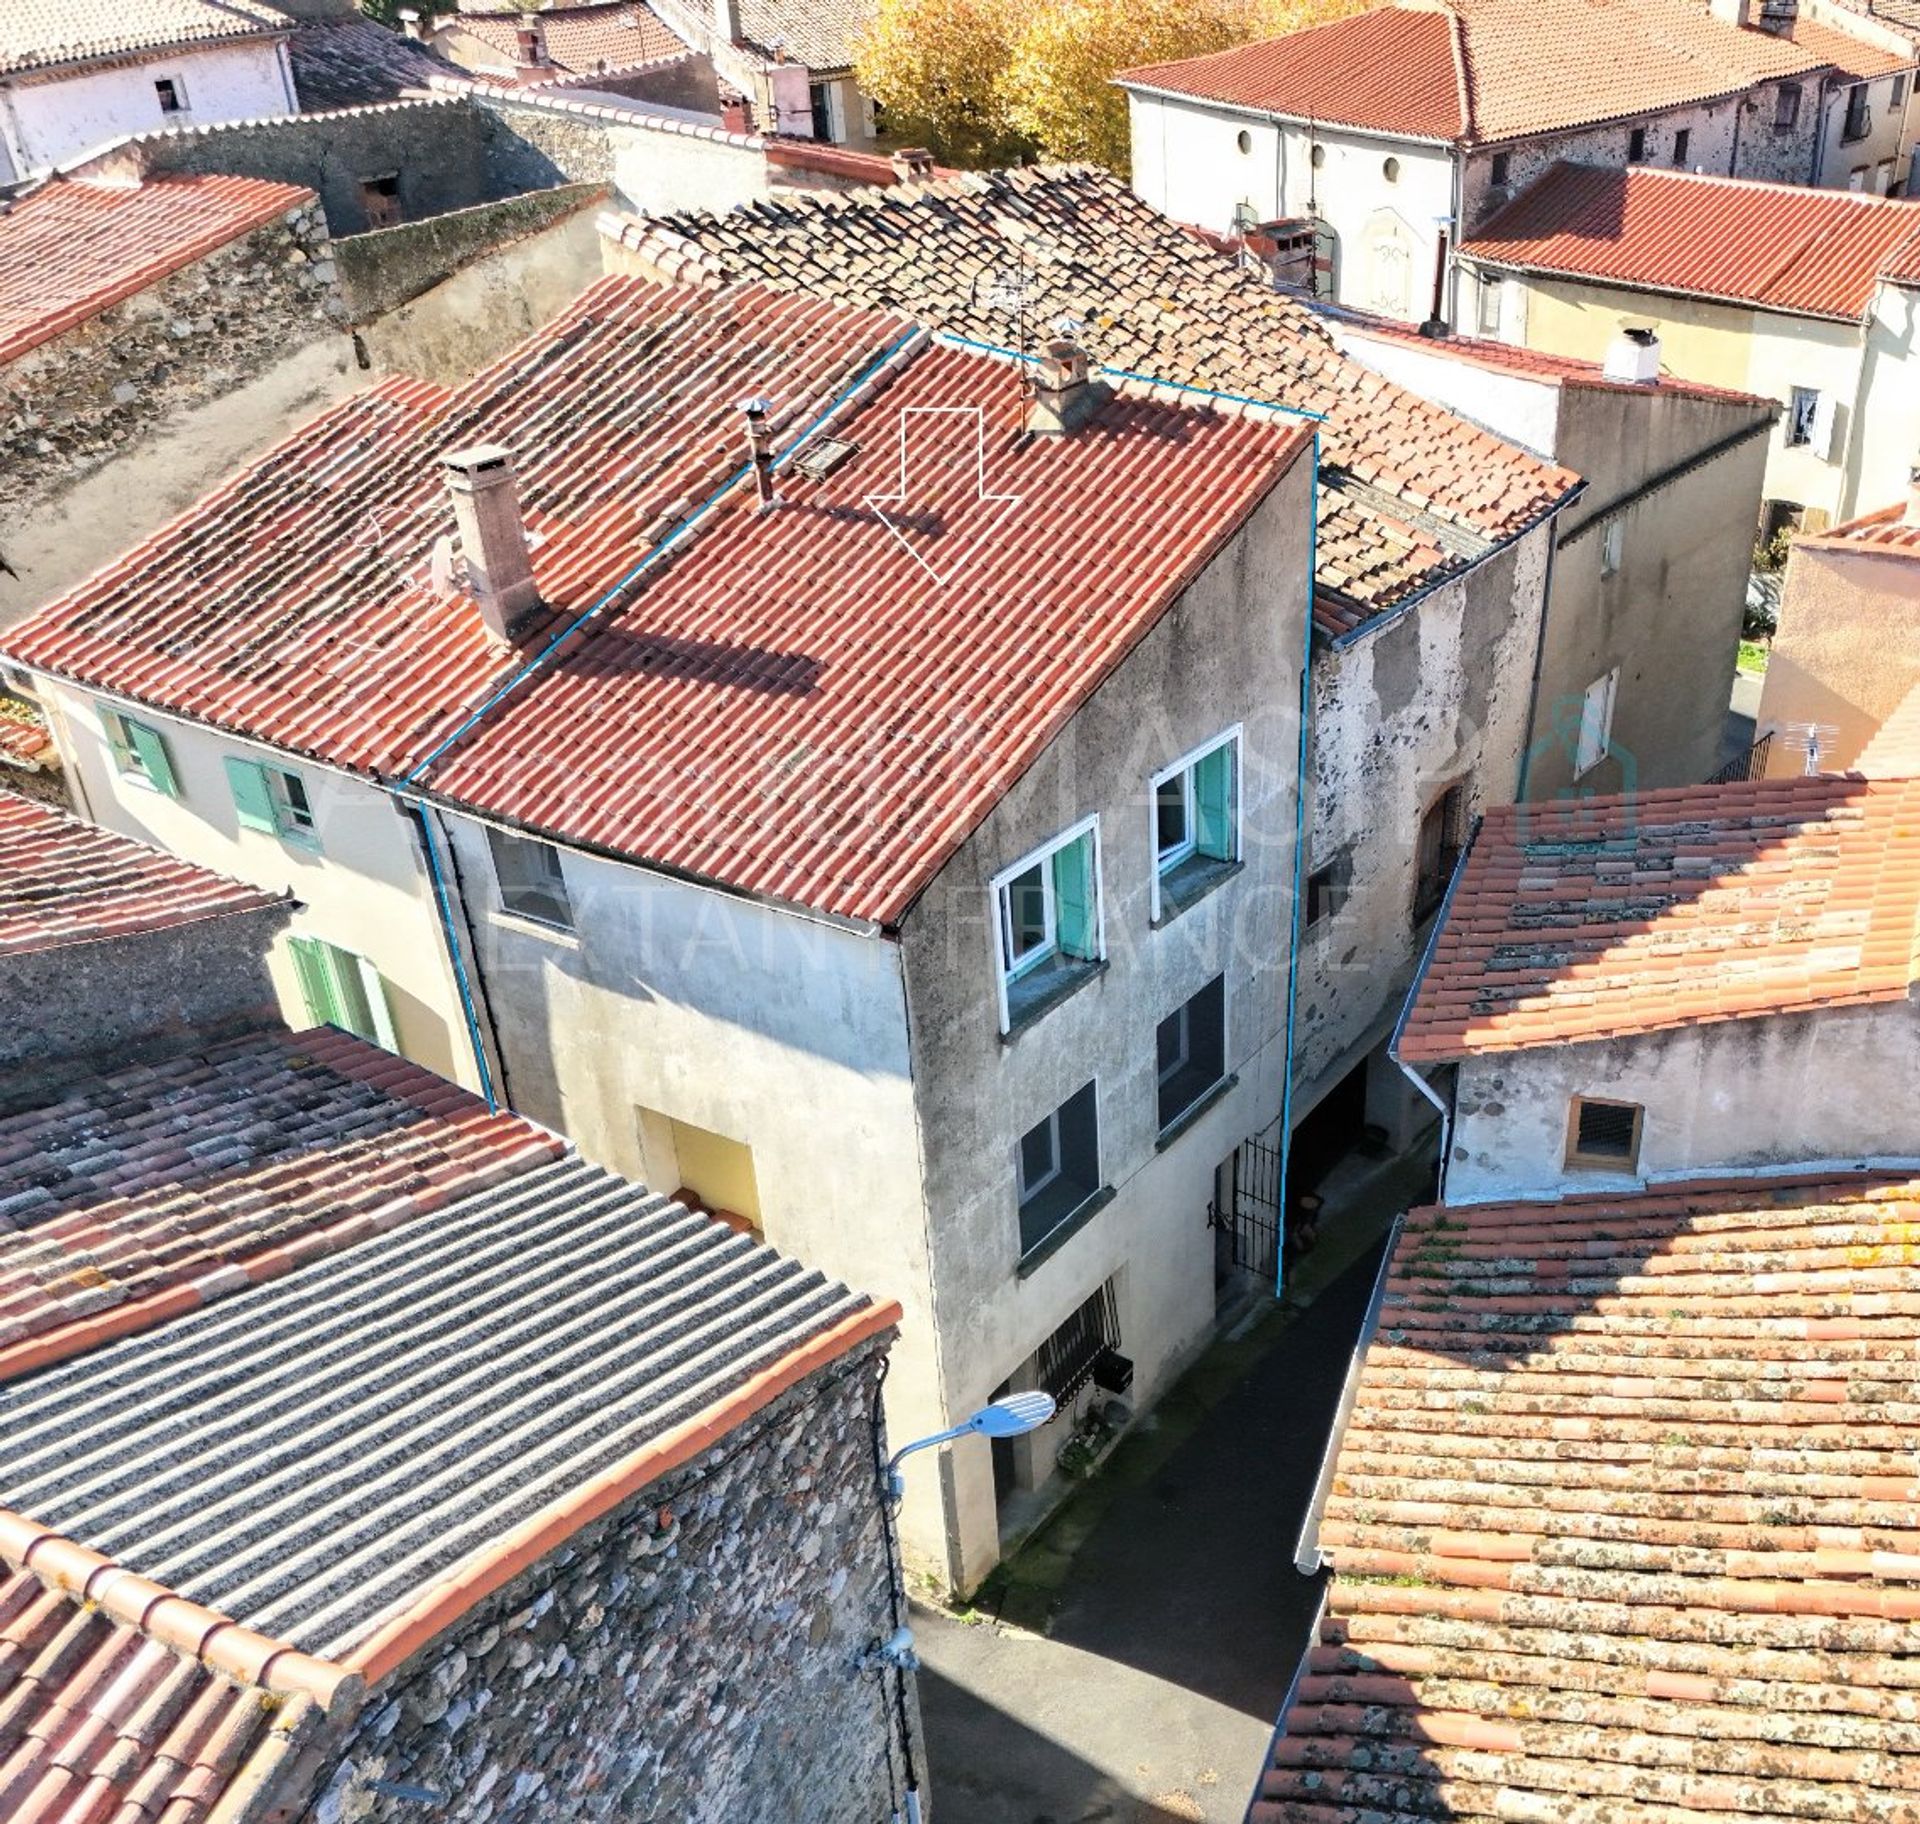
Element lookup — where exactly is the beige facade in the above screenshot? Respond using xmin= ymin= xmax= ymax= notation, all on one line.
xmin=1757 ymin=522 xmax=1920 ymax=773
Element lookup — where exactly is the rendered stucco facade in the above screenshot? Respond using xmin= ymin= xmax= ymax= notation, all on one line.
xmin=0 ymin=40 xmax=297 ymax=179
xmin=1446 ymin=1002 xmax=1920 ymax=1203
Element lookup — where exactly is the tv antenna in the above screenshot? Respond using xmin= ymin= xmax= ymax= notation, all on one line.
xmin=970 ymin=259 xmax=1041 ymax=389
xmin=1779 ymin=721 xmax=1840 ymax=775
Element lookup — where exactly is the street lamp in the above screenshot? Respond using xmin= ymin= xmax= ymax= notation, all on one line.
xmin=883 ymin=1390 xmax=1057 ymax=1507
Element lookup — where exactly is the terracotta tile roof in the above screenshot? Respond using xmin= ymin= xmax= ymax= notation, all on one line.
xmin=0 ymin=0 xmax=285 ymax=76
xmin=1793 ymin=10 xmax=1917 ymax=75
xmin=1399 ymin=774 xmax=1920 ymax=1059
xmin=0 ymin=1145 xmax=883 ymax=1656
xmin=286 ymin=17 xmax=459 ymax=108
xmin=1330 ymin=307 xmax=1777 ymax=407
xmin=732 ymin=0 xmax=869 ymax=70
xmin=1853 ymin=680 xmax=1920 ymax=778
xmin=0 ymin=789 xmax=284 ymax=957
xmin=608 ymin=165 xmax=1580 ymax=633
xmin=453 ymin=0 xmax=688 ymax=70
xmin=1801 ymin=498 xmax=1920 ymax=558
xmin=0 ymin=1512 xmax=358 ymax=1824
xmin=0 ymin=1025 xmax=562 ymax=1379
xmin=419 ymin=342 xmax=1310 ymax=925
xmin=1461 ymin=161 xmax=1920 ymax=320
xmin=0 ymin=697 xmax=53 ymax=774
xmin=1269 ymin=1173 xmax=1920 ymax=1824
xmin=1 ymin=281 xmax=908 ymax=781
xmin=1117 ymin=0 xmax=1892 ymax=144
xmin=0 ymin=173 xmax=315 ymax=368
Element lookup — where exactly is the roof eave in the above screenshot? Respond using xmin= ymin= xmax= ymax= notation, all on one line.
xmin=1455 ymin=251 xmax=1866 ymax=322
xmin=1112 ymin=78 xmax=1459 ymax=147
xmin=0 ymin=25 xmax=288 ymax=83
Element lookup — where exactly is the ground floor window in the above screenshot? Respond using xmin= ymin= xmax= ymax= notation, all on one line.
xmin=1034 ymin=1279 xmax=1123 ymax=1407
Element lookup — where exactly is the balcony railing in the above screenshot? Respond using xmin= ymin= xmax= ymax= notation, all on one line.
xmin=1708 ymin=730 xmax=1774 ymax=785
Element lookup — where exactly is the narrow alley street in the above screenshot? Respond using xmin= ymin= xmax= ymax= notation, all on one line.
xmin=916 ymin=1209 xmax=1402 ymax=1824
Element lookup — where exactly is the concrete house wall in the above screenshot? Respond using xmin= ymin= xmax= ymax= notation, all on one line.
xmin=1124 ymin=93 xmax=1454 ymax=322
xmin=0 ymin=40 xmax=296 ymax=179
xmin=896 ymin=452 xmax=1312 ymax=1589
xmin=1447 ymin=1001 xmax=1920 ymax=1203
xmin=1758 ymin=536 xmax=1920 ymax=771
xmin=1295 ymin=531 xmax=1548 ymax=1115
xmin=1856 ymin=278 xmax=1920 ymax=512
xmin=1813 ymin=65 xmax=1912 ymax=189
xmin=33 ymin=683 xmax=482 ymax=1090
xmin=311 ymin=1333 xmax=915 ymax=1824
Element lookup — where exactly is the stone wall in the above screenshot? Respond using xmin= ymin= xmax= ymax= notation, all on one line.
xmin=332 ymin=182 xmax=605 ymax=323
xmin=0 ymin=903 xmax=292 ymax=1088
xmin=311 ymin=1335 xmax=916 ymax=1824
xmin=0 ymin=196 xmax=337 ymax=525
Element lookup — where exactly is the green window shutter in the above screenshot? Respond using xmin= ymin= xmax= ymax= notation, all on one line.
xmin=288 ymin=935 xmax=342 ymax=1029
xmin=127 ymin=721 xmax=179 ymax=798
xmin=1052 ymin=833 xmax=1095 ymax=959
xmin=225 ymin=757 xmax=277 ymax=833
xmin=1195 ymin=744 xmax=1236 ymax=861
xmin=355 ymin=955 xmax=399 ymax=1052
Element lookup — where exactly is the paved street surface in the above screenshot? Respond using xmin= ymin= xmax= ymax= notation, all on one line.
xmin=917 ymin=1233 xmax=1395 ymax=1824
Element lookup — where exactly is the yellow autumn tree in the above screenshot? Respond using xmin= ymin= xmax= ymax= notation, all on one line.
xmin=853 ymin=0 xmax=1031 ymax=169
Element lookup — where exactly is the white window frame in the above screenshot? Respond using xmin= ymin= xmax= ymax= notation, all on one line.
xmin=1576 ymin=668 xmax=1619 ymax=777
xmin=1600 ymin=516 xmax=1624 ymax=578
xmin=154 ymin=74 xmax=187 ymax=114
xmin=488 ymin=827 xmax=574 ymax=931
xmin=1157 ymin=1002 xmax=1192 ymax=1093
xmin=989 ymin=815 xmax=1104 ymax=1034
xmin=1147 ymin=726 xmax=1243 ymax=923
xmin=1155 ymin=974 xmax=1231 ymax=1135
xmin=1475 ymin=273 xmax=1503 ymax=337
xmin=1017 ymin=1110 xmax=1064 ymax=1202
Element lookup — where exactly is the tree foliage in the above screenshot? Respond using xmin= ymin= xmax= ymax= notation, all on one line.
xmin=855 ymin=0 xmax=1364 ymax=174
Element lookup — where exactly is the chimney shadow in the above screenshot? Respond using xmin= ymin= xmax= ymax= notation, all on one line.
xmin=576 ymin=625 xmax=824 ymax=697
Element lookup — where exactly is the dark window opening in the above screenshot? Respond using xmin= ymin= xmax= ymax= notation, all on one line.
xmin=1016 ymin=1082 xmax=1101 ymax=1257
xmin=1034 ymin=1280 xmax=1121 ymax=1406
xmin=809 ymin=80 xmax=833 ymax=141
xmin=1843 ymin=84 xmax=1871 ymax=142
xmin=1627 ymin=126 xmax=1647 ymax=162
xmin=1673 ymin=128 xmax=1690 ymax=166
xmin=359 ymin=171 xmax=402 ymax=229
xmin=154 ymin=78 xmax=185 ymax=113
xmin=488 ymin=827 xmax=573 ymax=929
xmin=1568 ymin=1096 xmax=1643 ymax=1168
xmin=1305 ymin=854 xmax=1350 ymax=929
xmin=1489 ymin=151 xmax=1510 ymax=187
xmin=1157 ymin=975 xmax=1226 ymax=1132
xmin=1775 ymin=82 xmax=1802 ymax=130
xmin=1414 ymin=783 xmax=1465 ymax=921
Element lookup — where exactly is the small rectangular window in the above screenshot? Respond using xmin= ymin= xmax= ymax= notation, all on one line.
xmin=1627 ymin=126 xmax=1647 ymax=162
xmin=288 ymin=934 xmax=398 ymax=1051
xmin=1305 ymin=854 xmax=1350 ymax=929
xmin=1489 ymin=151 xmax=1510 ymax=187
xmin=1672 ymin=128 xmax=1690 ymax=167
xmin=1413 ymin=783 xmax=1464 ymax=921
xmin=1843 ymin=84 xmax=1870 ymax=142
xmin=102 ymin=707 xmax=179 ymax=797
xmin=1567 ymin=1096 xmax=1643 ymax=1170
xmin=993 ymin=821 xmax=1102 ymax=1031
xmin=1034 ymin=1279 xmax=1121 ymax=1406
xmin=1156 ymin=975 xmax=1226 ymax=1133
xmin=1786 ymin=385 xmax=1820 ymax=448
xmin=1475 ymin=273 xmax=1503 ymax=336
xmin=1016 ymin=1080 xmax=1101 ymax=1256
xmin=226 ymin=755 xmax=319 ymax=847
xmin=154 ymin=77 xmax=185 ymax=113
xmin=359 ymin=172 xmax=402 ymax=229
xmin=1601 ymin=515 xmax=1625 ymax=577
xmin=1893 ymin=73 xmax=1909 ymax=108
xmin=1775 ymin=82 xmax=1801 ymax=130
xmin=1149 ymin=731 xmax=1240 ymax=920
xmin=488 ymin=826 xmax=574 ymax=929
xmin=1576 ymin=669 xmax=1619 ymax=777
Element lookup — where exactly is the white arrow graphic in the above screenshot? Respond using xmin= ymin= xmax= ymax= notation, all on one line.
xmin=863 ymin=405 xmax=1023 ymax=587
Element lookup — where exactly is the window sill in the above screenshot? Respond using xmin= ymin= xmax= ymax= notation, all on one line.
xmin=488 ymin=908 xmax=581 ymax=949
xmin=1153 ymin=856 xmax=1242 ymax=927
xmin=1003 ymin=955 xmax=1106 ymax=1040
xmin=1155 ymin=1072 xmax=1238 ymax=1151
xmin=1016 ymin=1184 xmax=1116 ymax=1278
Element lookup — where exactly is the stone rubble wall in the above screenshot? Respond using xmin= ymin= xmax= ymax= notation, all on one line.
xmin=0 ymin=198 xmax=339 ymax=523
xmin=311 ymin=1334 xmax=917 ymax=1824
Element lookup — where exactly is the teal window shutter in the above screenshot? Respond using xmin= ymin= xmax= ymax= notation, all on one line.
xmin=127 ymin=720 xmax=179 ymax=798
xmin=1195 ymin=744 xmax=1235 ymax=861
xmin=1052 ymin=834 xmax=1095 ymax=959
xmin=288 ymin=935 xmax=341 ymax=1029
xmin=226 ymin=757 xmax=277 ymax=832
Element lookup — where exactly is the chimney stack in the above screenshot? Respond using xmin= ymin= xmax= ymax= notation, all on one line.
xmin=515 ymin=11 xmax=547 ymax=64
xmin=1026 ymin=338 xmax=1109 ymax=436
xmin=1905 ymin=460 xmax=1920 ymax=527
xmin=715 ymin=0 xmax=744 ymax=43
xmin=890 ymin=147 xmax=936 ymax=183
xmin=1756 ymin=0 xmax=1796 ymax=33
xmin=396 ymin=7 xmax=423 ymax=39
xmin=1603 ymin=324 xmax=1662 ymax=384
xmin=1708 ymin=0 xmax=1752 ymax=26
xmin=719 ymin=90 xmax=751 ymax=133
xmin=443 ymin=445 xmax=541 ymax=639
xmin=741 ymin=398 xmax=776 ymax=508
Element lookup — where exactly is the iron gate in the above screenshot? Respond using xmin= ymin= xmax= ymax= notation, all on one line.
xmin=1209 ymin=1132 xmax=1283 ymax=1282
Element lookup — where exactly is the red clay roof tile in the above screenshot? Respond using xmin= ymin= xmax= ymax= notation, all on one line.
xmin=0 ymin=175 xmax=315 ymax=368
xmin=1268 ymin=1173 xmax=1920 ymax=1824
xmin=452 ymin=0 xmax=687 ymax=71
xmin=1461 ymin=161 xmax=1920 ymax=319
xmin=1399 ymin=774 xmax=1920 ymax=1058
xmin=0 ymin=0 xmax=285 ymax=76
xmin=0 ymin=790 xmax=284 ymax=957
